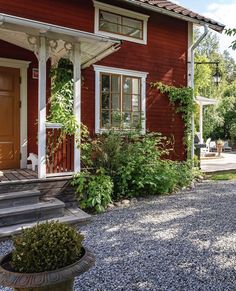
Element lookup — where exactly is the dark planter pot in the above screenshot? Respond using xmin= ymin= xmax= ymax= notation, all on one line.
xmin=0 ymin=247 xmax=95 ymax=291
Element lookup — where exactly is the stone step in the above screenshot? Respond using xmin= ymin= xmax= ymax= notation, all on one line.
xmin=0 ymin=190 xmax=41 ymax=209
xmin=0 ymin=209 xmax=92 ymax=240
xmin=0 ymin=198 xmax=65 ymax=227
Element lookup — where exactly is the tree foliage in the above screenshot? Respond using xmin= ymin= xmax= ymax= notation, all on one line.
xmin=194 ymin=28 xmax=236 ymax=144
xmin=225 ymin=28 xmax=236 ymax=50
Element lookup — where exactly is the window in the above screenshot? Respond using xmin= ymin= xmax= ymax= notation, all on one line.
xmin=94 ymin=1 xmax=149 ymax=45
xmin=94 ymin=65 xmax=148 ymax=133
xmin=99 ymin=10 xmax=143 ymax=40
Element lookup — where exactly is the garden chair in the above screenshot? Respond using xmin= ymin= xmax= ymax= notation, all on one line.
xmin=223 ymin=141 xmax=232 ymax=152
xmin=209 ymin=141 xmax=217 ymax=152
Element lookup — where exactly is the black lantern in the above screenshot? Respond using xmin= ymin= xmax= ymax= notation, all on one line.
xmin=212 ymin=63 xmax=221 ymax=86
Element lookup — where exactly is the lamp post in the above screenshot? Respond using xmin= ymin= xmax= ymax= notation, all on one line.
xmin=195 ymin=61 xmax=221 ymax=86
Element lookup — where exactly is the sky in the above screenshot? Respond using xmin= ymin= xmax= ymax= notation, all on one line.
xmin=173 ymin=0 xmax=236 ymax=60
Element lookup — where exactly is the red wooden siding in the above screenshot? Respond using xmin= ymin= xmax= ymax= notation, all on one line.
xmin=0 ymin=0 xmax=188 ymax=160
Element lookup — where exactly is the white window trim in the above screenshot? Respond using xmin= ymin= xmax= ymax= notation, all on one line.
xmin=93 ymin=0 xmax=149 ymax=45
xmin=0 ymin=57 xmax=30 ymax=169
xmin=94 ymin=65 xmax=148 ymax=134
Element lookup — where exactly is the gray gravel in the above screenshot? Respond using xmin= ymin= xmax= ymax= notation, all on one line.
xmin=1 ymin=181 xmax=236 ymax=291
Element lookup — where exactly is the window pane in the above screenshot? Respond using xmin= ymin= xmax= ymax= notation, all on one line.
xmin=132 ymin=95 xmax=140 ymax=111
xmin=101 ymin=110 xmax=110 ymax=128
xmin=112 ymin=111 xmax=122 ymax=127
xmin=123 ymin=17 xmax=142 ymax=30
xmin=112 ymin=93 xmax=120 ymax=110
xmin=102 ymin=93 xmax=110 ymax=109
xmin=123 ymin=77 xmax=132 ymax=94
xmin=99 ymin=10 xmax=143 ymax=40
xmin=122 ymin=17 xmax=142 ymax=39
xmin=123 ymin=112 xmax=131 ymax=128
xmin=99 ymin=11 xmax=121 ymax=33
xmin=123 ymin=94 xmax=132 ymax=111
xmin=132 ymin=78 xmax=140 ymax=95
xmin=102 ymin=74 xmax=110 ymax=92
xmin=133 ymin=112 xmax=141 ymax=127
xmin=122 ymin=25 xmax=142 ymax=38
xmin=111 ymin=75 xmax=120 ymax=93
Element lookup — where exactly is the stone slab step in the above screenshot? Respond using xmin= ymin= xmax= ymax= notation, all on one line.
xmin=0 ymin=190 xmax=41 ymax=209
xmin=0 ymin=208 xmax=92 ymax=240
xmin=0 ymin=198 xmax=65 ymax=227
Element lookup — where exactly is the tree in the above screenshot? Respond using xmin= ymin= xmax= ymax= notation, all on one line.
xmin=194 ymin=28 xmax=236 ymax=142
xmin=225 ymin=28 xmax=236 ymax=50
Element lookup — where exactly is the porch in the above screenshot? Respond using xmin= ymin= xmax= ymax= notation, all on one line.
xmin=0 ymin=13 xmax=120 ymax=179
xmin=0 ymin=168 xmax=37 ymax=182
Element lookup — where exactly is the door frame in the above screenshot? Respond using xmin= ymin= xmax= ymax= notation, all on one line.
xmin=0 ymin=57 xmax=30 ymax=169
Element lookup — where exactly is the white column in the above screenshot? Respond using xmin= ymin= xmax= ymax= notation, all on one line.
xmin=38 ymin=36 xmax=47 ymax=179
xmin=72 ymin=42 xmax=81 ymax=173
xmin=199 ymin=104 xmax=203 ymax=144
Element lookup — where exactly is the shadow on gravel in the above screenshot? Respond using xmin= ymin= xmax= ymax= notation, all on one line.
xmin=1 ymin=182 xmax=235 ymax=291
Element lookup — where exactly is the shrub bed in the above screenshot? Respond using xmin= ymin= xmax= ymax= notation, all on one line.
xmin=72 ymin=130 xmax=195 ymax=213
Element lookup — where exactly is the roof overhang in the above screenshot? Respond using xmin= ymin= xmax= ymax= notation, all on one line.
xmin=120 ymin=0 xmax=225 ymax=33
xmin=196 ymin=96 xmax=217 ymax=106
xmin=0 ymin=13 xmax=121 ymax=68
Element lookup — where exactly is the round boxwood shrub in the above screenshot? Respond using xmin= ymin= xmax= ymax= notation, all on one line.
xmin=11 ymin=221 xmax=84 ymax=273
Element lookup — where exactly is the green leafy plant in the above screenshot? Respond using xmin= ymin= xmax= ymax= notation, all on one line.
xmin=150 ymin=82 xmax=194 ymax=158
xmin=49 ymin=59 xmax=78 ymax=136
xmin=72 ymin=169 xmax=113 ymax=213
xmin=11 ymin=221 xmax=84 ymax=273
xmin=77 ymin=130 xmax=194 ymax=208
xmin=225 ymin=28 xmax=236 ymax=50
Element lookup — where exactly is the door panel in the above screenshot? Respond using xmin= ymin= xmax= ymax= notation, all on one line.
xmin=0 ymin=67 xmax=20 ymax=169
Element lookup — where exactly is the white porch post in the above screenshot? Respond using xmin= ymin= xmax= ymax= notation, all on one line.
xmin=199 ymin=103 xmax=203 ymax=144
xmin=38 ymin=35 xmax=47 ymax=179
xmin=72 ymin=42 xmax=81 ymax=173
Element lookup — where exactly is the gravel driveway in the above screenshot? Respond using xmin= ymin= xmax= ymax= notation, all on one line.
xmin=0 ymin=181 xmax=235 ymax=291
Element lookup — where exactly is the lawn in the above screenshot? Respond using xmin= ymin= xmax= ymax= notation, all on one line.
xmin=206 ymin=170 xmax=236 ymax=181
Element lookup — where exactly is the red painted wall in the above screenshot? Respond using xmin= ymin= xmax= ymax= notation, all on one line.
xmin=0 ymin=0 xmax=188 ymax=160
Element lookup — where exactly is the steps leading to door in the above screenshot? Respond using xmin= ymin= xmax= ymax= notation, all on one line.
xmin=0 ymin=199 xmax=65 ymax=227
xmin=0 ymin=211 xmax=91 ymax=240
xmin=0 ymin=189 xmax=91 ymax=240
xmin=0 ymin=190 xmax=41 ymax=209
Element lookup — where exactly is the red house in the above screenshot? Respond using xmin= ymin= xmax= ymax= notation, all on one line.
xmin=0 ymin=0 xmax=224 ymax=180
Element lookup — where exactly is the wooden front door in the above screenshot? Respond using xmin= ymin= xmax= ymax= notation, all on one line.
xmin=0 ymin=67 xmax=20 ymax=170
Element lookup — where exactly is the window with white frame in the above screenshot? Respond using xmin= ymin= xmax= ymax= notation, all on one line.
xmin=94 ymin=1 xmax=149 ymax=45
xmin=94 ymin=65 xmax=148 ymax=133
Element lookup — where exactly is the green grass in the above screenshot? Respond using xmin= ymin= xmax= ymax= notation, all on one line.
xmin=207 ymin=171 xmax=236 ymax=181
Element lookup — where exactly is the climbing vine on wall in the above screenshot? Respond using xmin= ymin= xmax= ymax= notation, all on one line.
xmin=49 ymin=59 xmax=78 ymax=135
xmin=151 ymin=81 xmax=194 ymax=158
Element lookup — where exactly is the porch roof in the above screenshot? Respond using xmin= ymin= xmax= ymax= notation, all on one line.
xmin=0 ymin=13 xmax=121 ymax=68
xmin=196 ymin=96 xmax=217 ymax=106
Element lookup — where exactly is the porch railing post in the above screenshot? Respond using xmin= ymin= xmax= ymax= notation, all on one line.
xmin=73 ymin=42 xmax=81 ymax=173
xmin=38 ymin=35 xmax=47 ymax=179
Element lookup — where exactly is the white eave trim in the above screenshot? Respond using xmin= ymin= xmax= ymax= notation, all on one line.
xmin=93 ymin=0 xmax=149 ymax=45
xmin=0 ymin=13 xmax=120 ymax=43
xmin=121 ymin=0 xmax=224 ymax=33
xmin=82 ymin=43 xmax=121 ymax=69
